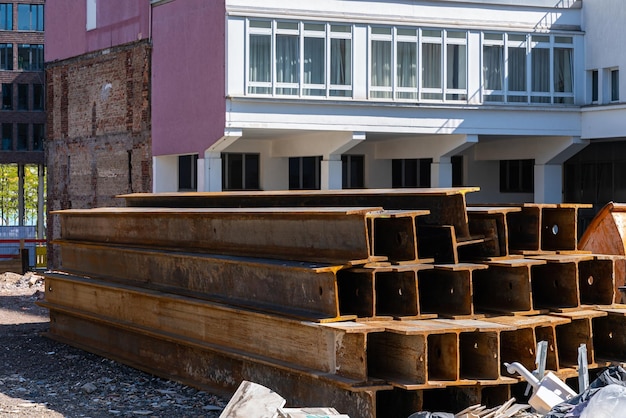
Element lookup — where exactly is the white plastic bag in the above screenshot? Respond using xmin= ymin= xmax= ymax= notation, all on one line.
xmin=580 ymin=384 xmax=626 ymax=418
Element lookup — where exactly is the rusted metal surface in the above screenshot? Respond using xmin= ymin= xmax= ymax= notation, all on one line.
xmin=552 ymin=310 xmax=608 ymax=369
xmin=55 ymin=206 xmax=386 ymax=265
xmin=42 ymin=309 xmax=385 ymax=418
xmin=42 ymin=274 xmax=386 ymax=381
xmin=416 ymin=225 xmax=488 ymax=264
xmin=418 ymin=264 xmax=488 ymax=319
xmin=337 ymin=263 xmax=434 ymax=320
xmin=591 ymin=309 xmax=626 ymax=365
xmin=465 ymin=206 xmax=522 ymax=260
xmin=579 ymin=202 xmax=626 ymax=301
xmin=54 ymin=241 xmax=350 ymax=322
xmin=119 ymin=187 xmax=479 ymax=241
xmin=473 ymin=258 xmax=548 ymax=315
xmin=368 ymin=210 xmax=432 ymax=264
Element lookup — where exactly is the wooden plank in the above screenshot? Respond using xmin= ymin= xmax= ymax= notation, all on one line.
xmin=55 ymin=242 xmax=351 ymax=322
xmin=42 ymin=274 xmax=380 ymax=381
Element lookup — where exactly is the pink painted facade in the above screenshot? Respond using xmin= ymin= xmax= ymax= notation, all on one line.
xmin=151 ymin=0 xmax=226 ymax=156
xmin=45 ymin=0 xmax=150 ymax=62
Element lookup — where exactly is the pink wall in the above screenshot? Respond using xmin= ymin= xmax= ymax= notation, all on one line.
xmin=45 ymin=0 xmax=151 ymax=63
xmin=151 ymin=0 xmax=226 ymax=156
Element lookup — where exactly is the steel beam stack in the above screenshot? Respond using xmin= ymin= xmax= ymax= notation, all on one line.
xmin=40 ymin=188 xmax=626 ymax=418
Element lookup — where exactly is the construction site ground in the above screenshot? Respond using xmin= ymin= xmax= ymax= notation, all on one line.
xmin=0 ymin=271 xmax=227 ymax=418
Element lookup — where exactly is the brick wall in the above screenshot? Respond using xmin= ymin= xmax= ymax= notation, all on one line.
xmin=46 ymin=40 xmax=152 ymax=267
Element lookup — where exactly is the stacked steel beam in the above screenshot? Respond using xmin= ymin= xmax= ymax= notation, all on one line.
xmin=40 ymin=188 xmax=626 ymax=417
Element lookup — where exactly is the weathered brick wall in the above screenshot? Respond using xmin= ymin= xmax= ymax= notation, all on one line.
xmin=46 ymin=40 xmax=152 ymax=267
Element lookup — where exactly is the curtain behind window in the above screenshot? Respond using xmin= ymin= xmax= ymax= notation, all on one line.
xmin=483 ymin=45 xmax=503 ymax=90
xmin=276 ymin=34 xmax=299 ymax=84
xmin=531 ymin=48 xmax=550 ymax=92
xmin=371 ymin=40 xmax=391 ymax=87
xmin=422 ymin=43 xmax=441 ymax=89
xmin=249 ymin=35 xmax=271 ymax=83
xmin=554 ymin=48 xmax=573 ymax=93
xmin=397 ymin=42 xmax=417 ymax=88
xmin=304 ymin=37 xmax=325 ymax=85
xmin=331 ymin=38 xmax=351 ymax=86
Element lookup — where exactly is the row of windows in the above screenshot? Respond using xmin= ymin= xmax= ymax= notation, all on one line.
xmin=0 ymin=43 xmax=43 ymax=71
xmin=246 ymin=19 xmax=576 ymax=105
xmin=1 ymin=122 xmax=44 ymax=151
xmin=2 ymin=83 xmax=44 ymax=110
xmin=0 ymin=4 xmax=44 ymax=31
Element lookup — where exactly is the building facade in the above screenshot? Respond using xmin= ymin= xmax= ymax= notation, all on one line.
xmin=45 ymin=0 xmax=626 ymax=226
xmin=0 ymin=0 xmax=45 ymax=235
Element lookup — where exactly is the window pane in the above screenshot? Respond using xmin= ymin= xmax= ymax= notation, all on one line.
xmin=422 ymin=43 xmax=441 ymax=88
xmin=0 ymin=3 xmax=12 ymax=30
xmin=304 ymin=37 xmax=325 ymax=85
xmin=531 ymin=48 xmax=550 ymax=92
xmin=447 ymin=44 xmax=466 ymax=89
xmin=508 ymin=47 xmax=526 ymax=92
xmin=612 ymin=70 xmax=619 ymax=101
xmin=178 ymin=155 xmax=198 ymax=191
xmin=0 ymin=43 xmax=12 ymax=70
xmin=33 ymin=124 xmax=44 ymax=150
xmin=397 ymin=42 xmax=417 ymax=88
xmin=17 ymin=84 xmax=28 ymax=110
xmin=276 ymin=34 xmax=299 ymax=84
xmin=226 ymin=154 xmax=243 ymax=190
xmin=554 ymin=48 xmax=573 ymax=93
xmin=33 ymin=83 xmax=44 ymax=110
xmin=330 ymin=38 xmax=351 ymax=86
xmin=250 ymin=20 xmax=270 ymax=29
xmin=244 ymin=154 xmax=259 ymax=189
xmin=2 ymin=83 xmax=11 ymax=110
xmin=483 ymin=45 xmax=503 ymax=90
xmin=18 ymin=4 xmax=43 ymax=31
xmin=371 ymin=40 xmax=391 ymax=87
xmin=591 ymin=70 xmax=598 ymax=102
xmin=17 ymin=123 xmax=27 ymax=150
xmin=249 ymin=35 xmax=271 ymax=83
xmin=301 ymin=156 xmax=318 ymax=189
xmin=1 ymin=123 xmax=11 ymax=150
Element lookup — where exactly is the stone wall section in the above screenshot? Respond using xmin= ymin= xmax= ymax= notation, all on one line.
xmin=46 ymin=40 xmax=152 ymax=267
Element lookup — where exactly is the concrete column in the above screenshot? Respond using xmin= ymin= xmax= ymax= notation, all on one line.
xmin=534 ymin=164 xmax=562 ymax=204
xmin=431 ymin=157 xmax=453 ymax=188
xmin=203 ymin=151 xmax=223 ymax=192
xmin=321 ymin=156 xmax=342 ymax=190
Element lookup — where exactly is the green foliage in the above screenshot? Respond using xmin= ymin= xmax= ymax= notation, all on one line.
xmin=0 ymin=164 xmax=45 ymax=227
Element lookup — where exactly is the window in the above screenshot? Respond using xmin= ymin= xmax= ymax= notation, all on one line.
xmin=178 ymin=154 xmax=198 ymax=191
xmin=33 ymin=123 xmax=44 ymax=150
xmin=611 ymin=69 xmax=619 ymax=102
xmin=530 ymin=35 xmax=550 ymax=104
xmin=18 ymin=44 xmax=43 ymax=70
xmin=451 ymin=155 xmax=463 ymax=187
xmin=500 ymin=159 xmax=534 ymax=193
xmin=289 ymin=156 xmax=320 ymax=190
xmin=0 ymin=43 xmax=12 ymax=70
xmin=1 ymin=83 xmax=11 ymax=109
xmin=248 ymin=20 xmax=352 ymax=97
xmin=392 ymin=158 xmax=431 ymax=188
xmin=1 ymin=123 xmax=11 ymax=150
xmin=445 ymin=31 xmax=467 ymax=100
xmin=18 ymin=4 xmax=43 ymax=31
xmin=222 ymin=153 xmax=260 ymax=190
xmin=421 ymin=30 xmax=442 ymax=100
xmin=553 ymin=37 xmax=574 ymax=104
xmin=17 ymin=83 xmax=28 ymax=110
xmin=0 ymin=4 xmax=12 ymax=30
xmin=483 ymin=33 xmax=504 ymax=102
xmin=370 ymin=27 xmax=392 ymax=99
xmin=33 ymin=83 xmax=43 ymax=110
xmin=17 ymin=123 xmax=27 ymax=150
xmin=342 ymin=155 xmax=364 ymax=189
xmin=86 ymin=0 xmax=97 ymax=30
xmin=591 ymin=70 xmax=598 ymax=103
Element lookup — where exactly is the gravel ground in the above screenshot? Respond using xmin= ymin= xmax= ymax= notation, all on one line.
xmin=0 ymin=272 xmax=228 ymax=418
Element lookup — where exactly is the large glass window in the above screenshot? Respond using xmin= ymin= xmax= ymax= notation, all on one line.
xmin=370 ymin=27 xmax=392 ymax=99
xmin=33 ymin=123 xmax=43 ymax=151
xmin=0 ymin=43 xmax=12 ymax=70
xmin=500 ymin=159 xmax=534 ymax=193
xmin=33 ymin=83 xmax=43 ymax=110
xmin=445 ymin=31 xmax=467 ymax=100
xmin=178 ymin=154 xmax=198 ymax=191
xmin=342 ymin=155 xmax=364 ymax=189
xmin=396 ymin=29 xmax=417 ymax=100
xmin=507 ymin=34 xmax=527 ymax=103
xmin=18 ymin=4 xmax=43 ymax=31
xmin=248 ymin=20 xmax=353 ymax=98
xmin=392 ymin=158 xmax=431 ymax=188
xmin=289 ymin=156 xmax=320 ymax=190
xmin=421 ymin=30 xmax=442 ymax=100
xmin=222 ymin=153 xmax=260 ymax=191
xmin=1 ymin=123 xmax=11 ymax=150
xmin=17 ymin=123 xmax=27 ymax=150
xmin=18 ymin=44 xmax=43 ymax=71
xmin=0 ymin=3 xmax=12 ymax=30
xmin=483 ymin=33 xmax=504 ymax=102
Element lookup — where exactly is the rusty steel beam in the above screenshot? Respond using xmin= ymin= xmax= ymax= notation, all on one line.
xmin=337 ymin=264 xmax=434 ymax=320
xmin=368 ymin=210 xmax=433 ymax=264
xmin=54 ymin=241 xmax=351 ymax=322
xmin=464 ymin=206 xmax=523 ymax=260
xmin=41 ymin=309 xmax=387 ymax=418
xmin=119 ymin=187 xmax=479 ymax=241
xmin=42 ymin=274 xmax=383 ymax=382
xmin=552 ymin=310 xmax=608 ymax=370
xmin=55 ymin=206 xmax=389 ymax=265
xmin=591 ymin=307 xmax=626 ymax=364
xmin=418 ymin=263 xmax=489 ymax=319
xmin=473 ymin=258 xmax=548 ymax=315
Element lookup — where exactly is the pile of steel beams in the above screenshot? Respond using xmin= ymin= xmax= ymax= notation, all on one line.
xmin=40 ymin=188 xmax=626 ymax=418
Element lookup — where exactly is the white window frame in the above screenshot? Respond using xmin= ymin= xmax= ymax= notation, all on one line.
xmin=86 ymin=0 xmax=97 ymax=31
xmin=482 ymin=32 xmax=505 ymax=102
